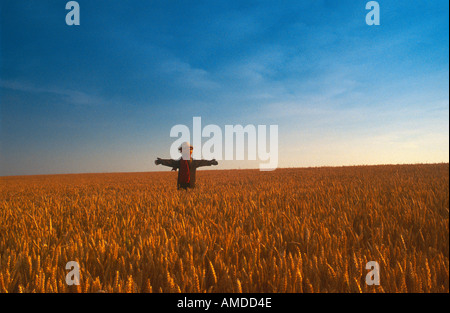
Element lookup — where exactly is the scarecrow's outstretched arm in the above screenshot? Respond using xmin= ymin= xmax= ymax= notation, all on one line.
xmin=155 ymin=158 xmax=179 ymax=169
xmin=193 ymin=159 xmax=218 ymax=168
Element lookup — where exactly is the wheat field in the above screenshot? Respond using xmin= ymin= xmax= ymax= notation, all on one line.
xmin=0 ymin=163 xmax=448 ymax=293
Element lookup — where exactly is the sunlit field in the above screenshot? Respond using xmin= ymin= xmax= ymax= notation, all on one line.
xmin=0 ymin=163 xmax=448 ymax=293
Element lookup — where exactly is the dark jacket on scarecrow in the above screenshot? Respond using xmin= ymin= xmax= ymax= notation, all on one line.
xmin=155 ymin=143 xmax=218 ymax=189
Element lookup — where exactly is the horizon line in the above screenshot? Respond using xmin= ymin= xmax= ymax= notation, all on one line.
xmin=1 ymin=162 xmax=448 ymax=179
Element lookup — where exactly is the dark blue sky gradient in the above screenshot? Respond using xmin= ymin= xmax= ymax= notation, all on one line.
xmin=1 ymin=0 xmax=448 ymax=175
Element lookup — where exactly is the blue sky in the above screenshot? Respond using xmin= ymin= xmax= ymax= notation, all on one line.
xmin=1 ymin=0 xmax=448 ymax=176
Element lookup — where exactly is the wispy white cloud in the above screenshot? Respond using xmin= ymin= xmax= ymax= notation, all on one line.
xmin=159 ymin=59 xmax=220 ymax=90
xmin=0 ymin=80 xmax=106 ymax=106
